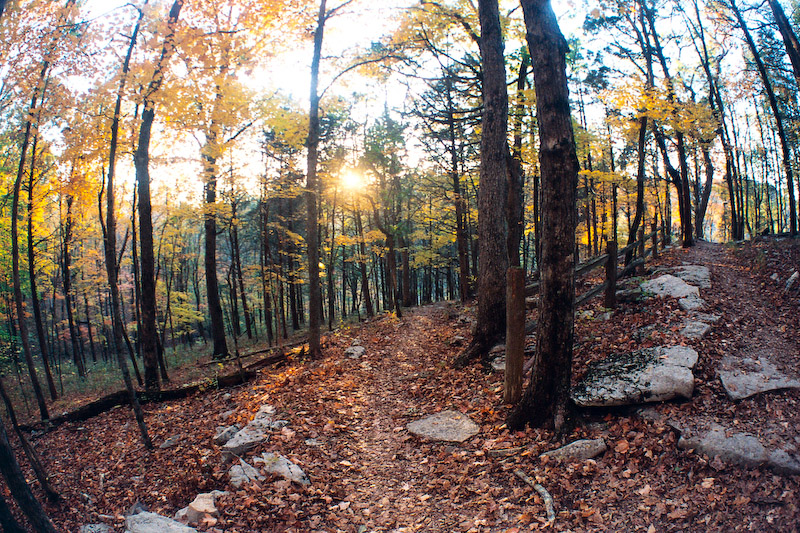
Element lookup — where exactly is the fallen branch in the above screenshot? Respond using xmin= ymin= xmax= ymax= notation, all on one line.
xmin=514 ymin=469 xmax=555 ymax=526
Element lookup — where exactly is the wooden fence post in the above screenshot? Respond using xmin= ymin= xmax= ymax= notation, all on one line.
xmin=604 ymin=240 xmax=617 ymax=309
xmin=651 ymin=221 xmax=659 ymax=259
xmin=504 ymin=267 xmax=525 ymax=404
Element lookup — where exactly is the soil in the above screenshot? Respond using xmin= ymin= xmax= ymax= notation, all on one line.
xmin=16 ymin=238 xmax=800 ymax=531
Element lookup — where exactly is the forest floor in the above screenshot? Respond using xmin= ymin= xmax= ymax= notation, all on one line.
xmin=23 ymin=237 xmax=800 ymax=531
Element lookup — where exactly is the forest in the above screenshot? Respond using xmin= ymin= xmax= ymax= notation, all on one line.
xmin=0 ymin=0 xmax=799 ymax=530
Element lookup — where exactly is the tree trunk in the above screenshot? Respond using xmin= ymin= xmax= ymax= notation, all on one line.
xmin=454 ymin=0 xmax=509 ymax=368
xmin=768 ymin=0 xmax=800 ymax=88
xmin=509 ymin=0 xmax=578 ymax=432
xmin=0 ymin=417 xmax=56 ymax=532
xmin=305 ymin=0 xmax=327 ymax=359
xmin=61 ymin=195 xmax=83 ymax=382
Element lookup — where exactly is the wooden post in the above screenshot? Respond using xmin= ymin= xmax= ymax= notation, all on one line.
xmin=651 ymin=221 xmax=659 ymax=259
xmin=604 ymin=240 xmax=617 ymax=309
xmin=504 ymin=267 xmax=525 ymax=404
xmin=637 ymin=227 xmax=645 ymax=275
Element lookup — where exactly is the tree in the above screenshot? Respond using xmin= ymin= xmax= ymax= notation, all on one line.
xmin=134 ymin=0 xmax=183 ymax=393
xmin=509 ymin=0 xmax=578 ymax=432
xmin=453 ymin=0 xmax=509 ymax=368
xmin=726 ymin=0 xmax=797 ymax=236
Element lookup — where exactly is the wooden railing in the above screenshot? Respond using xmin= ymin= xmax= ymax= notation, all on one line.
xmin=525 ymin=222 xmax=667 ymax=309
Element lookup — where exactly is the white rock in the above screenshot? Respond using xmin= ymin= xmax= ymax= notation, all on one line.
xmin=344 ymin=346 xmax=366 ymax=359
xmin=540 ymin=438 xmax=607 ymax=461
xmin=214 ymin=425 xmax=240 ymax=446
xmin=679 ymin=428 xmax=767 ymax=468
xmin=221 ymin=427 xmax=268 ymax=459
xmin=718 ymin=356 xmax=800 ymax=400
xmin=641 ymin=275 xmax=699 ymax=299
xmin=175 ymin=491 xmax=227 ymax=526
xmin=256 ymin=452 xmax=310 ymax=485
xmin=407 ymin=410 xmax=479 ymax=443
xmin=679 ymin=294 xmax=707 ymax=311
xmin=125 ymin=512 xmax=197 ymax=533
xmin=229 ymin=459 xmax=265 ymax=488
xmin=572 ymin=346 xmax=698 ymax=407
xmin=681 ymin=321 xmax=711 ymax=339
xmin=672 ymin=265 xmax=711 ymax=289
xmin=80 ymin=526 xmax=112 ymax=533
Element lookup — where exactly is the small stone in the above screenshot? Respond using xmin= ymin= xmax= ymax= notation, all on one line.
xmin=490 ymin=356 xmax=505 ymax=372
xmin=229 ymin=459 xmax=265 ymax=488
xmin=221 ymin=427 xmax=268 ymax=459
xmin=175 ymin=491 xmax=227 ymax=526
xmin=125 ymin=511 xmax=197 ymax=533
xmin=770 ymin=273 xmax=779 ymax=281
xmin=785 ymin=271 xmax=799 ymax=292
xmin=80 ymin=525 xmax=112 ymax=533
xmin=540 ymin=438 xmax=607 ymax=461
xmin=681 ymin=321 xmax=711 ymax=339
xmin=344 ymin=346 xmax=366 ymax=359
xmin=214 ymin=425 xmax=240 ymax=446
xmin=159 ymin=435 xmax=182 ymax=449
xmin=256 ymin=452 xmax=310 ymax=485
xmin=407 ymin=410 xmax=480 ymax=443
xmin=450 ymin=335 xmax=466 ymax=346
xmin=692 ymin=313 xmax=721 ymax=324
xmin=679 ymin=294 xmax=707 ymax=311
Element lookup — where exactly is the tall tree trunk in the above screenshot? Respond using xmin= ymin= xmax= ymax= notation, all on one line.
xmin=509 ymin=0 xmax=579 ymax=432
xmin=305 ymin=0 xmax=327 ymax=359
xmin=231 ymin=205 xmax=252 ymax=339
xmin=135 ymin=0 xmax=182 ymax=390
xmin=355 ymin=207 xmax=374 ymax=317
xmin=26 ymin=134 xmax=61 ymax=396
xmin=729 ymin=0 xmax=797 ymax=236
xmin=768 ymin=0 xmax=800 ymax=88
xmin=11 ymin=79 xmax=49 ymax=422
xmin=454 ymin=0 xmax=509 ymax=368
xmin=61 ymin=194 xmax=82 ymax=385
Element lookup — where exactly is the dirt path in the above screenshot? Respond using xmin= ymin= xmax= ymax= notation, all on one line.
xmin=37 ymin=238 xmax=800 ymax=532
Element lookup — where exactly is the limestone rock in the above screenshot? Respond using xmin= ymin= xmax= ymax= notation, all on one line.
xmin=159 ymin=435 xmax=181 ymax=449
xmin=681 ymin=321 xmax=711 ymax=340
xmin=641 ymin=275 xmax=699 ymax=299
xmin=540 ymin=438 xmax=607 ymax=461
xmin=679 ymin=294 xmax=707 ymax=311
xmin=229 ymin=459 xmax=265 ymax=488
xmin=407 ymin=410 xmax=479 ymax=443
xmin=692 ymin=313 xmax=721 ymax=324
xmin=718 ymin=356 xmax=800 ymax=400
xmin=572 ymin=346 xmax=698 ymax=407
xmin=214 ymin=425 xmax=240 ymax=446
xmin=672 ymin=265 xmax=711 ymax=289
xmin=490 ymin=356 xmax=505 ymax=372
xmin=175 ymin=491 xmax=227 ymax=526
xmin=679 ymin=429 xmax=767 ymax=468
xmin=768 ymin=448 xmax=800 ymax=475
xmin=344 ymin=346 xmax=366 ymax=359
xmin=80 ymin=525 xmax=112 ymax=533
xmin=125 ymin=511 xmax=197 ymax=533
xmin=221 ymin=427 xmax=268 ymax=459
xmin=255 ymin=452 xmax=310 ymax=485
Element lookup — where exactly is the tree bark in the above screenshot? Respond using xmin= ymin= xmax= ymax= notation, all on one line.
xmin=305 ymin=0 xmax=327 ymax=359
xmin=0 ymin=417 xmax=56 ymax=532
xmin=509 ymin=0 xmax=578 ymax=432
xmin=454 ymin=0 xmax=509 ymax=368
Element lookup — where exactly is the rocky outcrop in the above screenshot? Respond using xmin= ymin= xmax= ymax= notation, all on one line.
xmin=572 ymin=346 xmax=698 ymax=407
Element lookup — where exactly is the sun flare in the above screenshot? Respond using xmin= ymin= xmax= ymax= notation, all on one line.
xmin=341 ymin=170 xmax=364 ymax=191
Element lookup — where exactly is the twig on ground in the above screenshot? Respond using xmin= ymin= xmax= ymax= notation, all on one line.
xmin=514 ymin=468 xmax=556 ymax=526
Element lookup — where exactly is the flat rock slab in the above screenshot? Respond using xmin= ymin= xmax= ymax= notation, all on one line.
xmin=540 ymin=438 xmax=607 ymax=461
xmin=718 ymin=356 xmax=800 ymax=400
xmin=681 ymin=321 xmax=711 ymax=340
xmin=229 ymin=459 xmax=265 ymax=488
xmin=679 ymin=294 xmax=707 ymax=311
xmin=125 ymin=512 xmax=197 ymax=533
xmin=80 ymin=526 xmax=112 ymax=533
xmin=221 ymin=405 xmax=287 ymax=458
xmin=641 ymin=275 xmax=699 ymax=299
xmin=678 ymin=427 xmax=800 ymax=475
xmin=256 ymin=452 xmax=310 ymax=485
xmin=407 ymin=410 xmax=479 ymax=443
xmin=672 ymin=265 xmax=711 ymax=289
xmin=572 ymin=346 xmax=698 ymax=407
